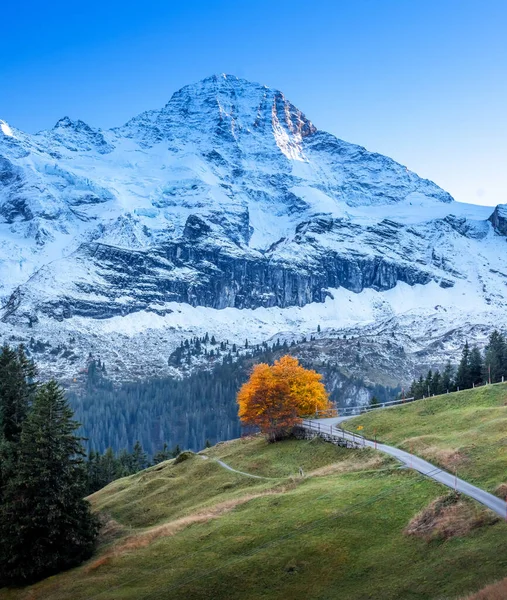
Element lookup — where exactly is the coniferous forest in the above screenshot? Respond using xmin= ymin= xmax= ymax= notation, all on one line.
xmin=409 ymin=330 xmax=507 ymax=399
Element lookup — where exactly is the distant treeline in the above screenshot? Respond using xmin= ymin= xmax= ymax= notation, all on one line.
xmin=85 ymin=441 xmax=187 ymax=494
xmin=71 ymin=336 xmax=400 ymax=457
xmin=409 ymin=330 xmax=507 ymax=399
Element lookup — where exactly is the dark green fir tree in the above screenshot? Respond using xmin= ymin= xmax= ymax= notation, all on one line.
xmin=484 ymin=330 xmax=506 ymax=383
xmin=455 ymin=341 xmax=472 ymax=391
xmin=153 ymin=442 xmax=172 ymax=464
xmin=131 ymin=440 xmax=148 ymax=472
xmin=0 ymin=381 xmax=98 ymax=586
xmin=469 ymin=345 xmax=484 ymax=386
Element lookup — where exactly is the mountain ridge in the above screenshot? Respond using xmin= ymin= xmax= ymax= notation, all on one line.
xmin=0 ymin=74 xmax=505 ymax=400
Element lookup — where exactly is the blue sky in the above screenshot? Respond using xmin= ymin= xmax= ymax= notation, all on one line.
xmin=1 ymin=0 xmax=506 ymax=206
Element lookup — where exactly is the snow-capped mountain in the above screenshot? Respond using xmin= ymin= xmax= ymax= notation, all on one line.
xmin=0 ymin=74 xmax=505 ymax=391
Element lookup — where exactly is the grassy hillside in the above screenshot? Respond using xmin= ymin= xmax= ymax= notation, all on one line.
xmin=3 ymin=434 xmax=507 ymax=600
xmin=344 ymin=382 xmax=507 ymax=493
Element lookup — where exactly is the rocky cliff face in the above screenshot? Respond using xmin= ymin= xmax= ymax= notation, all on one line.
xmin=3 ymin=233 xmax=440 ymax=323
xmin=0 ymin=74 xmax=505 ymax=399
xmin=488 ymin=204 xmax=507 ymax=236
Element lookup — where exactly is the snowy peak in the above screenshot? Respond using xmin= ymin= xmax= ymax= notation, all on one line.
xmin=118 ymin=74 xmax=316 ymax=159
xmin=2 ymin=74 xmax=507 ymax=388
xmin=0 ymin=120 xmax=15 ymax=138
xmin=163 ymin=73 xmax=316 ymax=137
xmin=36 ymin=116 xmax=113 ymax=154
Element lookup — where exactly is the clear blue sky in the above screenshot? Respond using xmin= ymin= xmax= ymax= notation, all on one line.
xmin=2 ymin=0 xmax=506 ymax=206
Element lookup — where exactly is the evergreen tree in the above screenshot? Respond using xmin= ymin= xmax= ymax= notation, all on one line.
xmin=424 ymin=369 xmax=433 ymax=397
xmin=431 ymin=370 xmax=441 ymax=395
xmin=413 ymin=375 xmax=425 ymax=399
xmin=85 ymin=450 xmax=102 ymax=493
xmin=484 ymin=330 xmax=506 ymax=383
xmin=131 ymin=440 xmax=148 ymax=471
xmin=0 ymin=345 xmax=37 ymax=507
xmin=0 ymin=344 xmax=37 ymax=444
xmin=469 ymin=346 xmax=484 ymax=386
xmin=455 ymin=341 xmax=472 ymax=390
xmin=100 ymin=447 xmax=118 ymax=484
xmin=441 ymin=361 xmax=454 ymax=393
xmin=0 ymin=381 xmax=98 ymax=585
xmin=153 ymin=443 xmax=171 ymax=464
xmin=116 ymin=448 xmax=134 ymax=477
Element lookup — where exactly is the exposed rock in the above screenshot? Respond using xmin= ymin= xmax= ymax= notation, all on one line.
xmin=488 ymin=204 xmax=507 ymax=236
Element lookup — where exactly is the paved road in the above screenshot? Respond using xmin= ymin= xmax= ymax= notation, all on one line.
xmin=305 ymin=416 xmax=507 ymax=518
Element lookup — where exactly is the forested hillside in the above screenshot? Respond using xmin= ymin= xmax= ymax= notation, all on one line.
xmin=71 ymin=338 xmax=400 ymax=456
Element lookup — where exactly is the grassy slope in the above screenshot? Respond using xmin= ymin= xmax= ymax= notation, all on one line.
xmin=3 ymin=435 xmax=507 ymax=600
xmin=344 ymin=382 xmax=507 ymax=493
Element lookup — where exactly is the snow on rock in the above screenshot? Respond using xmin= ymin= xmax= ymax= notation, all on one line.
xmin=0 ymin=74 xmax=505 ymax=389
xmin=0 ymin=120 xmax=14 ymax=137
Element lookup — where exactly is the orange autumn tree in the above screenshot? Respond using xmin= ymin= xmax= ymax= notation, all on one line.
xmin=237 ymin=355 xmax=331 ymax=442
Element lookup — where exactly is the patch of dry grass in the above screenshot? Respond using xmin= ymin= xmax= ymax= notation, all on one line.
xmin=494 ymin=483 xmax=507 ymax=499
xmin=423 ymin=446 xmax=469 ymax=471
xmin=86 ymin=490 xmax=282 ymax=572
xmin=405 ymin=493 xmax=498 ymax=542
xmin=399 ymin=436 xmax=470 ymax=471
xmin=308 ymin=454 xmax=387 ymax=477
xmin=463 ymin=577 xmax=507 ymax=599
xmin=96 ymin=514 xmax=129 ymax=547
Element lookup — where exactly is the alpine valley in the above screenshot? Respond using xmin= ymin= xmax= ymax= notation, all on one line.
xmin=1 ymin=74 xmax=506 ymax=450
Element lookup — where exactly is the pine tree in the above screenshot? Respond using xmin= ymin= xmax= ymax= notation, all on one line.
xmin=455 ymin=341 xmax=472 ymax=390
xmin=100 ymin=447 xmax=118 ymax=484
xmin=85 ymin=450 xmax=102 ymax=493
xmin=153 ymin=442 xmax=171 ymax=464
xmin=116 ymin=448 xmax=134 ymax=477
xmin=484 ymin=330 xmax=506 ymax=383
xmin=0 ymin=381 xmax=98 ymax=585
xmin=413 ymin=375 xmax=425 ymax=399
xmin=432 ymin=370 xmax=441 ymax=395
xmin=469 ymin=346 xmax=484 ymax=386
xmin=0 ymin=345 xmax=37 ymax=507
xmin=441 ymin=361 xmax=454 ymax=393
xmin=131 ymin=440 xmax=148 ymax=471
xmin=424 ymin=369 xmax=433 ymax=397
xmin=0 ymin=344 xmax=37 ymax=444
